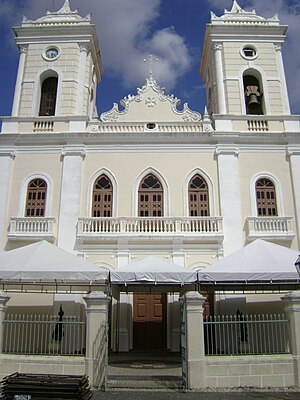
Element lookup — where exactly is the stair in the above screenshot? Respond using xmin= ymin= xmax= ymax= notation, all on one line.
xmin=106 ymin=355 xmax=183 ymax=390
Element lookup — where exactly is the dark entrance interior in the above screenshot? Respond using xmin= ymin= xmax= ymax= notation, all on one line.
xmin=133 ymin=293 xmax=167 ymax=349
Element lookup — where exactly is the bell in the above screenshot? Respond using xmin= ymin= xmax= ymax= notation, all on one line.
xmin=247 ymin=93 xmax=260 ymax=109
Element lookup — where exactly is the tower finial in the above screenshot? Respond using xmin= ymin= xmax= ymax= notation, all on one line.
xmin=144 ymin=54 xmax=158 ymax=79
xmin=58 ymin=0 xmax=72 ymax=13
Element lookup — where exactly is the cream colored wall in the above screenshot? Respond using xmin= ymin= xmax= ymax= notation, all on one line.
xmin=81 ymin=151 xmax=219 ymax=217
xmin=223 ymin=42 xmax=284 ymax=115
xmin=6 ymin=153 xmax=62 ymax=245
xmin=19 ymin=43 xmax=81 ymax=116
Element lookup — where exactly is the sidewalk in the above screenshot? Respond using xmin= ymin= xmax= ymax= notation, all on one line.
xmin=92 ymin=390 xmax=300 ymax=400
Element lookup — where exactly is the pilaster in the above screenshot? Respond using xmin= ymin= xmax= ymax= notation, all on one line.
xmin=182 ymin=291 xmax=206 ymax=389
xmin=57 ymin=147 xmax=85 ymax=253
xmin=282 ymin=291 xmax=300 ymax=387
xmin=287 ymin=148 xmax=300 ymax=248
xmin=0 ymin=292 xmax=10 ymax=352
xmin=83 ymin=291 xmax=110 ymax=388
xmin=12 ymin=46 xmax=27 ymax=117
xmin=215 ymin=145 xmax=244 ymax=255
xmin=275 ymin=44 xmax=291 ymax=115
xmin=213 ymin=43 xmax=226 ymax=115
xmin=0 ymin=152 xmax=15 ymax=252
xmin=76 ymin=43 xmax=90 ymax=115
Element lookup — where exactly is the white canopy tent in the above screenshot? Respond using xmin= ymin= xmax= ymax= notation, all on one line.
xmin=198 ymin=239 xmax=300 ymax=283
xmin=110 ymin=256 xmax=197 ymax=285
xmin=0 ymin=241 xmax=108 ymax=284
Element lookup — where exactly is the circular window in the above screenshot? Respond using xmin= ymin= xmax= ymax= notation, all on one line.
xmin=146 ymin=123 xmax=156 ymax=130
xmin=241 ymin=46 xmax=257 ymax=60
xmin=43 ymin=47 xmax=60 ymax=61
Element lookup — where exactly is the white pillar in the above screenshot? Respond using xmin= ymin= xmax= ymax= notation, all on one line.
xmin=287 ymin=148 xmax=300 ymax=248
xmin=84 ymin=291 xmax=110 ymax=388
xmin=282 ymin=291 xmax=300 ymax=387
xmin=214 ymin=43 xmax=227 ymax=115
xmin=57 ymin=147 xmax=85 ymax=253
xmin=0 ymin=152 xmax=15 ymax=252
xmin=182 ymin=291 xmax=206 ymax=389
xmin=275 ymin=44 xmax=291 ymax=115
xmin=216 ymin=146 xmax=244 ymax=255
xmin=0 ymin=292 xmax=10 ymax=352
xmin=12 ymin=46 xmax=27 ymax=117
xmin=76 ymin=43 xmax=89 ymax=115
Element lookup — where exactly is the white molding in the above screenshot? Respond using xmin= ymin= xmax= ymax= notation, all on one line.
xmin=87 ymin=168 xmax=118 ymax=217
xmin=183 ymin=168 xmax=216 ymax=217
xmin=132 ymin=167 xmax=170 ymax=216
xmin=18 ymin=172 xmax=54 ymax=217
xmin=250 ymin=172 xmax=284 ymax=217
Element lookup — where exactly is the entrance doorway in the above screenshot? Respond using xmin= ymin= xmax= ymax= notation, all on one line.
xmin=133 ymin=293 xmax=166 ymax=349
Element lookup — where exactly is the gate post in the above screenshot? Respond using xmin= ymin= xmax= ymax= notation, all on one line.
xmin=282 ymin=291 xmax=300 ymax=387
xmin=83 ymin=291 xmax=110 ymax=388
xmin=0 ymin=291 xmax=10 ymax=352
xmin=183 ymin=291 xmax=206 ymax=389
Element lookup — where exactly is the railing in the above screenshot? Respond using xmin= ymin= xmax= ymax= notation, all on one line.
xmin=204 ymin=314 xmax=289 ymax=356
xmin=247 ymin=119 xmax=269 ymax=132
xmin=247 ymin=217 xmax=294 ymax=240
xmin=3 ymin=314 xmax=86 ymax=356
xmin=8 ymin=217 xmax=56 ymax=241
xmin=33 ymin=120 xmax=54 ymax=133
xmin=77 ymin=217 xmax=223 ymax=238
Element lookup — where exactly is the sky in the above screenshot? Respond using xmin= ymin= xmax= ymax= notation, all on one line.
xmin=0 ymin=0 xmax=300 ymax=120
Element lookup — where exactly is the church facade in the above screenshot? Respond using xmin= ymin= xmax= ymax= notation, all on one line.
xmin=0 ymin=0 xmax=300 ymax=357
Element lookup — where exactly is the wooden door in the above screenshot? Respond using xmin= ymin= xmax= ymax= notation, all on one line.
xmin=133 ymin=293 xmax=166 ymax=349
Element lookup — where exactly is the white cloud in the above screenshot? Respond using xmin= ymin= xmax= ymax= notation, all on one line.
xmin=22 ymin=0 xmax=192 ymax=92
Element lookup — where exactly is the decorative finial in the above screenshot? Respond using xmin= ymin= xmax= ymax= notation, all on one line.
xmin=144 ymin=54 xmax=158 ymax=79
xmin=58 ymin=0 xmax=72 ymax=13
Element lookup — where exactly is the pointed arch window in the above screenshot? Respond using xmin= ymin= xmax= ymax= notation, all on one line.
xmin=189 ymin=174 xmax=209 ymax=217
xmin=138 ymin=174 xmax=164 ymax=217
xmin=25 ymin=179 xmax=47 ymax=217
xmin=92 ymin=175 xmax=113 ymax=217
xmin=39 ymin=77 xmax=58 ymax=116
xmin=256 ymin=178 xmax=277 ymax=216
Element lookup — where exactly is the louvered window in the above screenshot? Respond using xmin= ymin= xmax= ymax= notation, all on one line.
xmin=189 ymin=174 xmax=209 ymax=217
xmin=25 ymin=179 xmax=47 ymax=217
xmin=92 ymin=175 xmax=113 ymax=217
xmin=256 ymin=178 xmax=277 ymax=216
xmin=138 ymin=174 xmax=164 ymax=217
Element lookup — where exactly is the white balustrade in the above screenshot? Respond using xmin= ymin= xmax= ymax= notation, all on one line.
xmin=77 ymin=217 xmax=223 ymax=240
xmin=8 ymin=217 xmax=56 ymax=241
xmin=33 ymin=120 xmax=54 ymax=133
xmin=247 ymin=119 xmax=269 ymax=132
xmin=247 ymin=217 xmax=294 ymax=240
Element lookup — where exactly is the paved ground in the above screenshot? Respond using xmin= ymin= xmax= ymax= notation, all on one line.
xmin=92 ymin=390 xmax=300 ymax=400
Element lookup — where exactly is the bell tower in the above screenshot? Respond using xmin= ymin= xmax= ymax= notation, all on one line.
xmin=200 ymin=0 xmax=291 ymax=116
xmin=11 ymin=0 xmax=103 ymax=119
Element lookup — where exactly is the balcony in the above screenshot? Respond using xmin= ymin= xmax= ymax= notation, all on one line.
xmin=77 ymin=217 xmax=223 ymax=243
xmin=8 ymin=217 xmax=56 ymax=241
xmin=246 ymin=217 xmax=295 ymax=241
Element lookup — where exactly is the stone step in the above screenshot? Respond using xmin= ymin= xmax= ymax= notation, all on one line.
xmin=107 ymin=375 xmax=183 ymax=390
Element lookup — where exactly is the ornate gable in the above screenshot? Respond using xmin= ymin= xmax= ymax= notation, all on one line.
xmin=100 ymin=77 xmax=201 ymax=123
xmin=211 ymin=0 xmax=279 ymax=25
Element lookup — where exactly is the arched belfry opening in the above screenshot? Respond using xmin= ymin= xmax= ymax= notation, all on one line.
xmin=243 ymin=73 xmax=264 ymax=115
xmin=39 ymin=75 xmax=58 ymax=116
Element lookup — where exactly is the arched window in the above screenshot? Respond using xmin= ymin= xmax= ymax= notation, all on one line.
xmin=138 ymin=174 xmax=163 ymax=217
xmin=39 ymin=77 xmax=58 ymax=116
xmin=189 ymin=174 xmax=209 ymax=217
xmin=243 ymin=74 xmax=264 ymax=115
xmin=256 ymin=178 xmax=277 ymax=216
xmin=25 ymin=179 xmax=47 ymax=217
xmin=92 ymin=175 xmax=113 ymax=217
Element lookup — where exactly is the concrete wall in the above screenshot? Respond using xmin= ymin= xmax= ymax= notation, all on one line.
xmin=0 ymin=355 xmax=85 ymax=381
xmin=206 ymin=355 xmax=294 ymax=388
